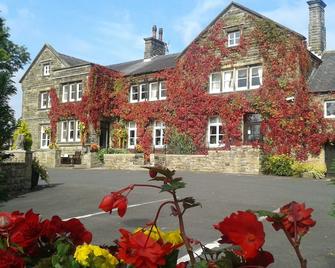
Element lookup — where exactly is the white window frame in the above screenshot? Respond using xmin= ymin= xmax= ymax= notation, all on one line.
xmin=140 ymin=84 xmax=149 ymax=102
xmin=43 ymin=64 xmax=50 ymax=76
xmin=40 ymin=125 xmax=50 ymax=149
xmin=222 ymin=70 xmax=234 ymax=92
xmin=77 ymin=83 xmax=83 ymax=101
xmin=75 ymin=121 xmax=81 ymax=142
xmin=236 ymin=68 xmax=248 ymax=91
xmin=208 ymin=117 xmax=223 ymax=148
xmin=250 ymin=66 xmax=263 ymax=89
xmin=128 ymin=122 xmax=137 ymax=149
xmin=40 ymin=91 xmax=50 ymax=109
xmin=68 ymin=120 xmax=75 ymax=142
xmin=61 ymin=121 xmax=68 ymax=142
xmin=159 ymin=81 xmax=167 ymax=100
xmin=69 ymin=84 xmax=76 ymax=102
xmin=153 ymin=121 xmax=165 ymax=148
xmin=209 ymin=72 xmax=222 ymax=94
xmin=130 ymin=85 xmax=139 ymax=103
xmin=228 ymin=31 xmax=240 ymax=47
xmin=62 ymin=85 xmax=69 ymax=103
xmin=324 ymin=101 xmax=335 ymax=118
xmin=149 ymin=82 xmax=159 ymax=101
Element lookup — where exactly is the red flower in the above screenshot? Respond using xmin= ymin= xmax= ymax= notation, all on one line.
xmin=99 ymin=192 xmax=128 ymax=217
xmin=62 ymin=218 xmax=92 ymax=245
xmin=176 ymin=262 xmax=188 ymax=268
xmin=0 ymin=249 xmax=25 ymax=268
xmin=267 ymin=201 xmax=316 ymax=238
xmin=0 ymin=211 xmax=24 ymax=235
xmin=118 ymin=228 xmax=171 ymax=268
xmin=243 ymin=250 xmax=274 ymax=267
xmin=10 ymin=210 xmax=42 ymax=256
xmin=149 ymin=169 xmax=157 ymax=178
xmin=214 ymin=211 xmax=265 ymax=259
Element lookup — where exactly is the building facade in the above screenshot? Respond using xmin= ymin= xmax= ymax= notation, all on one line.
xmin=20 ymin=1 xmax=335 ymax=171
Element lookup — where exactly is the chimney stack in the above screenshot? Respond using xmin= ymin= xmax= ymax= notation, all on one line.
xmin=158 ymin=28 xmax=163 ymax=41
xmin=152 ymin=25 xmax=157 ymax=38
xmin=144 ymin=25 xmax=166 ymax=59
xmin=307 ymin=0 xmax=327 ymax=55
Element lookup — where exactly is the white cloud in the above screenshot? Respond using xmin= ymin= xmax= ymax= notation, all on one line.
xmin=174 ymin=0 xmax=227 ymax=45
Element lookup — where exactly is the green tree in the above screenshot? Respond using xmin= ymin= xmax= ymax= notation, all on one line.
xmin=0 ymin=17 xmax=29 ymax=149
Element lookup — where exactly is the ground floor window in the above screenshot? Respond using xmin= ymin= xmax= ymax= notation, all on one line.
xmin=153 ymin=121 xmax=165 ymax=148
xmin=128 ymin=122 xmax=137 ymax=149
xmin=40 ymin=125 xmax=50 ymax=149
xmin=208 ymin=117 xmax=223 ymax=147
xmin=60 ymin=120 xmax=80 ymax=143
xmin=243 ymin=113 xmax=262 ymax=142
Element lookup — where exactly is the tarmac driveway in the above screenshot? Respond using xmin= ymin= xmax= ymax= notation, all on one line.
xmin=1 ymin=168 xmax=335 ymax=267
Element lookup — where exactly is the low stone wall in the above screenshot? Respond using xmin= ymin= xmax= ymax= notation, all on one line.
xmin=151 ymin=146 xmax=260 ymax=174
xmin=34 ymin=150 xmax=61 ymax=168
xmin=82 ymin=152 xmax=102 ymax=168
xmin=0 ymin=150 xmax=33 ymax=197
xmin=104 ymin=153 xmax=145 ymax=170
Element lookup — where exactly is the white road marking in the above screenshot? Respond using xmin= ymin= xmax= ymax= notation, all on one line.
xmin=177 ymin=208 xmax=280 ymax=263
xmin=63 ymin=199 xmax=170 ymax=221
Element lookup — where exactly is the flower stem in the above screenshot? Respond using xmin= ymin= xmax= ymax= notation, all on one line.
xmin=282 ymin=228 xmax=307 ymax=268
xmin=172 ymin=191 xmax=196 ymax=267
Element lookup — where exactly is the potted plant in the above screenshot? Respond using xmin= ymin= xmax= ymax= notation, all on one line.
xmin=31 ymin=158 xmax=49 ymax=188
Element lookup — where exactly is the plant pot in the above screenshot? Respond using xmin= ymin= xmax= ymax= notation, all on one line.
xmin=31 ymin=169 xmax=39 ymax=188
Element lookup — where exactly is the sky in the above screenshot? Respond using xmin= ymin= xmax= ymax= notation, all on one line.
xmin=1 ymin=0 xmax=335 ymax=119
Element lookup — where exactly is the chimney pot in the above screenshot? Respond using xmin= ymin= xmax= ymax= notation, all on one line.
xmin=152 ymin=25 xmax=157 ymax=39
xmin=159 ymin=28 xmax=163 ymax=41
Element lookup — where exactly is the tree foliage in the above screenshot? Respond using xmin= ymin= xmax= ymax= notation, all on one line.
xmin=0 ymin=17 xmax=29 ymax=149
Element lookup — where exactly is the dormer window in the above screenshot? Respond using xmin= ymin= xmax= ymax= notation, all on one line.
xmin=43 ymin=63 xmax=50 ymax=76
xmin=227 ymin=31 xmax=240 ymax=47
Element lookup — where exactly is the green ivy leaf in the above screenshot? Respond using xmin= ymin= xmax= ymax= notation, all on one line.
xmin=195 ymin=260 xmax=208 ymax=268
xmin=182 ymin=197 xmax=201 ymax=210
xmin=160 ymin=181 xmax=186 ymax=192
xmin=161 ymin=249 xmax=179 ymax=268
xmin=143 ymin=166 xmax=176 ymax=178
xmin=216 ymin=258 xmax=233 ymax=268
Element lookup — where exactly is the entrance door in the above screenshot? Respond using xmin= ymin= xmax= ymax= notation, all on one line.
xmin=325 ymin=143 xmax=335 ymax=176
xmin=99 ymin=121 xmax=110 ymax=149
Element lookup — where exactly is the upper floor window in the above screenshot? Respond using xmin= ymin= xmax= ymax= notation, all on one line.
xmin=60 ymin=120 xmax=80 ymax=143
xmin=43 ymin=64 xmax=50 ymax=76
xmin=208 ymin=117 xmax=223 ymax=148
xmin=153 ymin=121 xmax=165 ymax=148
xmin=128 ymin=122 xmax=137 ymax=149
xmin=40 ymin=125 xmax=50 ymax=149
xmin=324 ymin=101 xmax=335 ymax=118
xmin=62 ymin=82 xmax=82 ymax=103
xmin=227 ymin=31 xmax=240 ymax=47
xmin=209 ymin=66 xmax=262 ymax=94
xmin=40 ymin=91 xmax=51 ymax=109
xmin=244 ymin=113 xmax=262 ymax=142
xmin=130 ymin=81 xmax=167 ymax=103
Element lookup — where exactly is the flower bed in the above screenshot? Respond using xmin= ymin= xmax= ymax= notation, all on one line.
xmin=0 ymin=166 xmax=316 ymax=267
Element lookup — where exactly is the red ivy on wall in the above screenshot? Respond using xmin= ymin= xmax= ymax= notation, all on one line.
xmin=49 ymin=17 xmax=333 ymax=160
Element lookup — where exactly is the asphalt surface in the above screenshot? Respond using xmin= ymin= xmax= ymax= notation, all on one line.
xmin=1 ymin=168 xmax=335 ymax=267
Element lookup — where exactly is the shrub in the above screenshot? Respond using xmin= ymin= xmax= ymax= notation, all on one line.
xmin=12 ymin=120 xmax=32 ymax=150
xmin=261 ymin=154 xmax=295 ymax=176
xmin=167 ymin=129 xmax=196 ymax=155
xmin=292 ymin=162 xmax=326 ymax=179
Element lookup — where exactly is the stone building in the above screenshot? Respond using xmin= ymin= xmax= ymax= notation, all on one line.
xmin=20 ymin=1 xmax=335 ymax=173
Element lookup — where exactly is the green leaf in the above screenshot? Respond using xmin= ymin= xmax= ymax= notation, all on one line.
xmin=183 ymin=197 xmax=201 ymax=210
xmin=160 ymin=250 xmax=179 ymax=268
xmin=195 ymin=260 xmax=208 ymax=268
xmin=252 ymin=210 xmax=284 ymax=220
xmin=143 ymin=166 xmax=176 ymax=178
xmin=160 ymin=181 xmax=186 ymax=192
xmin=216 ymin=258 xmax=233 ymax=268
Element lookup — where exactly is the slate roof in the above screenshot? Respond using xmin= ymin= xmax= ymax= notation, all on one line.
xmin=106 ymin=53 xmax=180 ymax=76
xmin=309 ymin=51 xmax=335 ymax=92
xmin=58 ymin=53 xmax=91 ymax=67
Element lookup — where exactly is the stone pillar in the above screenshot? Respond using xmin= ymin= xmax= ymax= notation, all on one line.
xmin=307 ymin=0 xmax=327 ymax=55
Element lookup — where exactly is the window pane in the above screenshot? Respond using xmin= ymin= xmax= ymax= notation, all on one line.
xmin=62 ymin=122 xmax=67 ymax=141
xmin=223 ymin=71 xmax=233 ymax=91
xmin=150 ymin=83 xmax=158 ymax=100
xmin=251 ymin=67 xmax=262 ymax=87
xmin=237 ymin=69 xmax=247 ymax=89
xmin=63 ymin=85 xmax=69 ymax=102
xmin=141 ymin=84 xmax=148 ymax=100
xmin=210 ymin=126 xmax=217 ymax=135
xmin=160 ymin=81 xmax=166 ymax=98
xmin=327 ymin=102 xmax=335 ymax=117
xmin=131 ymin=86 xmax=138 ymax=101
xmin=210 ymin=135 xmax=217 ymax=144
xmin=77 ymin=83 xmax=83 ymax=100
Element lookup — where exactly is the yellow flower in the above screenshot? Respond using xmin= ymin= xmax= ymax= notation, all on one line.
xmin=163 ymin=230 xmax=184 ymax=246
xmin=134 ymin=226 xmax=166 ymax=241
xmin=74 ymin=244 xmax=119 ymax=268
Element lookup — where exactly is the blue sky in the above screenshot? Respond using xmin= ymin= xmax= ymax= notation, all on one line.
xmin=2 ymin=0 xmax=335 ymax=119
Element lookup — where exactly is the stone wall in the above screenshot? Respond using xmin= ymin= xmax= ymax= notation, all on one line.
xmin=104 ymin=147 xmax=260 ymax=174
xmin=0 ymin=150 xmax=33 ymax=198
xmin=104 ymin=153 xmax=145 ymax=170
xmin=34 ymin=149 xmax=61 ymax=168
xmin=82 ymin=152 xmax=102 ymax=168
